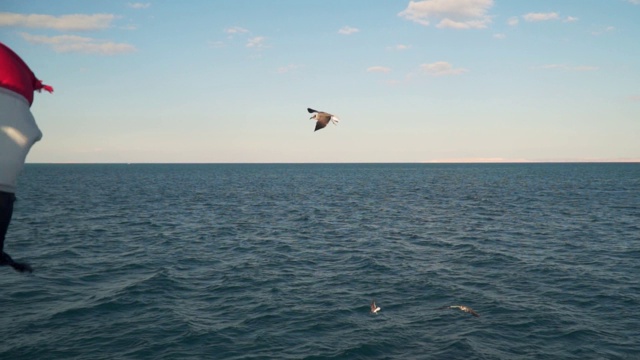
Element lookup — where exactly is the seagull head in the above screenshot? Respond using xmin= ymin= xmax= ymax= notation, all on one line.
xmin=309 ymin=114 xmax=317 ymax=120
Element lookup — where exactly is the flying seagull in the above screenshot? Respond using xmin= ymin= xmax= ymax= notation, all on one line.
xmin=370 ymin=300 xmax=381 ymax=314
xmin=438 ymin=305 xmax=480 ymax=317
xmin=308 ymin=108 xmax=340 ymax=132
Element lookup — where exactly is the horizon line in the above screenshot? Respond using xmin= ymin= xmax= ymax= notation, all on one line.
xmin=25 ymin=160 xmax=640 ymax=165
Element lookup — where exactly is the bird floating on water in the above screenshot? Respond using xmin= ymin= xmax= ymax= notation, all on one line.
xmin=370 ymin=300 xmax=381 ymax=314
xmin=438 ymin=305 xmax=480 ymax=317
xmin=308 ymin=108 xmax=339 ymax=132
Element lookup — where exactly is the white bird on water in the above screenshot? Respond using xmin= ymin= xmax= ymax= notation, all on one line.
xmin=307 ymin=108 xmax=340 ymax=132
xmin=370 ymin=300 xmax=381 ymax=314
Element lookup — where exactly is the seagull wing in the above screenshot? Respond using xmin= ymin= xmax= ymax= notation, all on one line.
xmin=308 ymin=108 xmax=319 ymax=113
xmin=370 ymin=300 xmax=381 ymax=313
xmin=314 ymin=118 xmax=329 ymax=131
xmin=314 ymin=113 xmax=332 ymax=131
xmin=467 ymin=308 xmax=480 ymax=317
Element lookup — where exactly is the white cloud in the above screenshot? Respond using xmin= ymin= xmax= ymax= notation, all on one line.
xmin=398 ymin=0 xmax=494 ymax=29
xmin=517 ymin=12 xmax=576 ymax=23
xmin=436 ymin=18 xmax=489 ymax=29
xmin=523 ymin=12 xmax=559 ymax=22
xmin=225 ymin=26 xmax=249 ymax=34
xmin=628 ymin=0 xmax=640 ymax=4
xmin=208 ymin=40 xmax=226 ymax=48
xmin=277 ymin=64 xmax=302 ymax=74
xmin=571 ymin=66 xmax=598 ymax=71
xmin=420 ymin=61 xmax=468 ymax=76
xmin=218 ymin=27 xmax=269 ymax=51
xmin=0 ymin=12 xmax=115 ymax=31
xmin=127 ymin=3 xmax=151 ymax=9
xmin=536 ymin=64 xmax=598 ymax=71
xmin=367 ymin=66 xmax=392 ymax=73
xmin=493 ymin=33 xmax=506 ymax=39
xmin=338 ymin=26 xmax=359 ymax=35
xmin=246 ymin=36 xmax=266 ymax=48
xmin=387 ymin=44 xmax=411 ymax=51
xmin=592 ymin=26 xmax=615 ymax=35
xmin=20 ymin=33 xmax=135 ymax=54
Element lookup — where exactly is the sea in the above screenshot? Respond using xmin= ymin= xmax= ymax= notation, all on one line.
xmin=1 ymin=163 xmax=638 ymax=359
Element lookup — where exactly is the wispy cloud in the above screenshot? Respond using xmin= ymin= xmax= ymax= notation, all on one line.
xmin=388 ymin=44 xmax=411 ymax=51
xmin=507 ymin=16 xmax=519 ymax=26
xmin=628 ymin=0 xmax=640 ymax=4
xmin=277 ymin=64 xmax=303 ymax=74
xmin=215 ymin=27 xmax=269 ymax=52
xmin=246 ymin=36 xmax=267 ymax=48
xmin=522 ymin=12 xmax=577 ymax=23
xmin=338 ymin=26 xmax=359 ymax=35
xmin=127 ymin=3 xmax=151 ymax=9
xmin=436 ymin=18 xmax=490 ymax=29
xmin=592 ymin=26 xmax=615 ymax=35
xmin=398 ymin=0 xmax=494 ymax=29
xmin=493 ymin=33 xmax=506 ymax=39
xmin=208 ymin=40 xmax=226 ymax=48
xmin=627 ymin=95 xmax=640 ymax=102
xmin=523 ymin=12 xmax=559 ymax=22
xmin=367 ymin=66 xmax=392 ymax=73
xmin=225 ymin=26 xmax=249 ymax=35
xmin=0 ymin=12 xmax=115 ymax=31
xmin=535 ymin=64 xmax=598 ymax=71
xmin=420 ymin=61 xmax=468 ymax=76
xmin=21 ymin=33 xmax=135 ymax=54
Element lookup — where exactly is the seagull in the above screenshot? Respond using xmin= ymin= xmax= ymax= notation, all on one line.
xmin=370 ymin=300 xmax=381 ymax=314
xmin=438 ymin=305 xmax=480 ymax=317
xmin=308 ymin=108 xmax=340 ymax=132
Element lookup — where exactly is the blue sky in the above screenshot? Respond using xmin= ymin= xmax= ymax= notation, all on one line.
xmin=1 ymin=0 xmax=639 ymax=163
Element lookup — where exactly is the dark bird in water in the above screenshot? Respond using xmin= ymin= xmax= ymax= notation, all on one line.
xmin=438 ymin=305 xmax=480 ymax=317
xmin=308 ymin=108 xmax=340 ymax=132
xmin=370 ymin=300 xmax=381 ymax=314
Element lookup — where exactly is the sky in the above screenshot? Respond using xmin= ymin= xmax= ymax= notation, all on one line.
xmin=1 ymin=0 xmax=639 ymax=163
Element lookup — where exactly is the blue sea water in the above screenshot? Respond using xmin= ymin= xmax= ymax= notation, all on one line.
xmin=1 ymin=163 xmax=639 ymax=359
